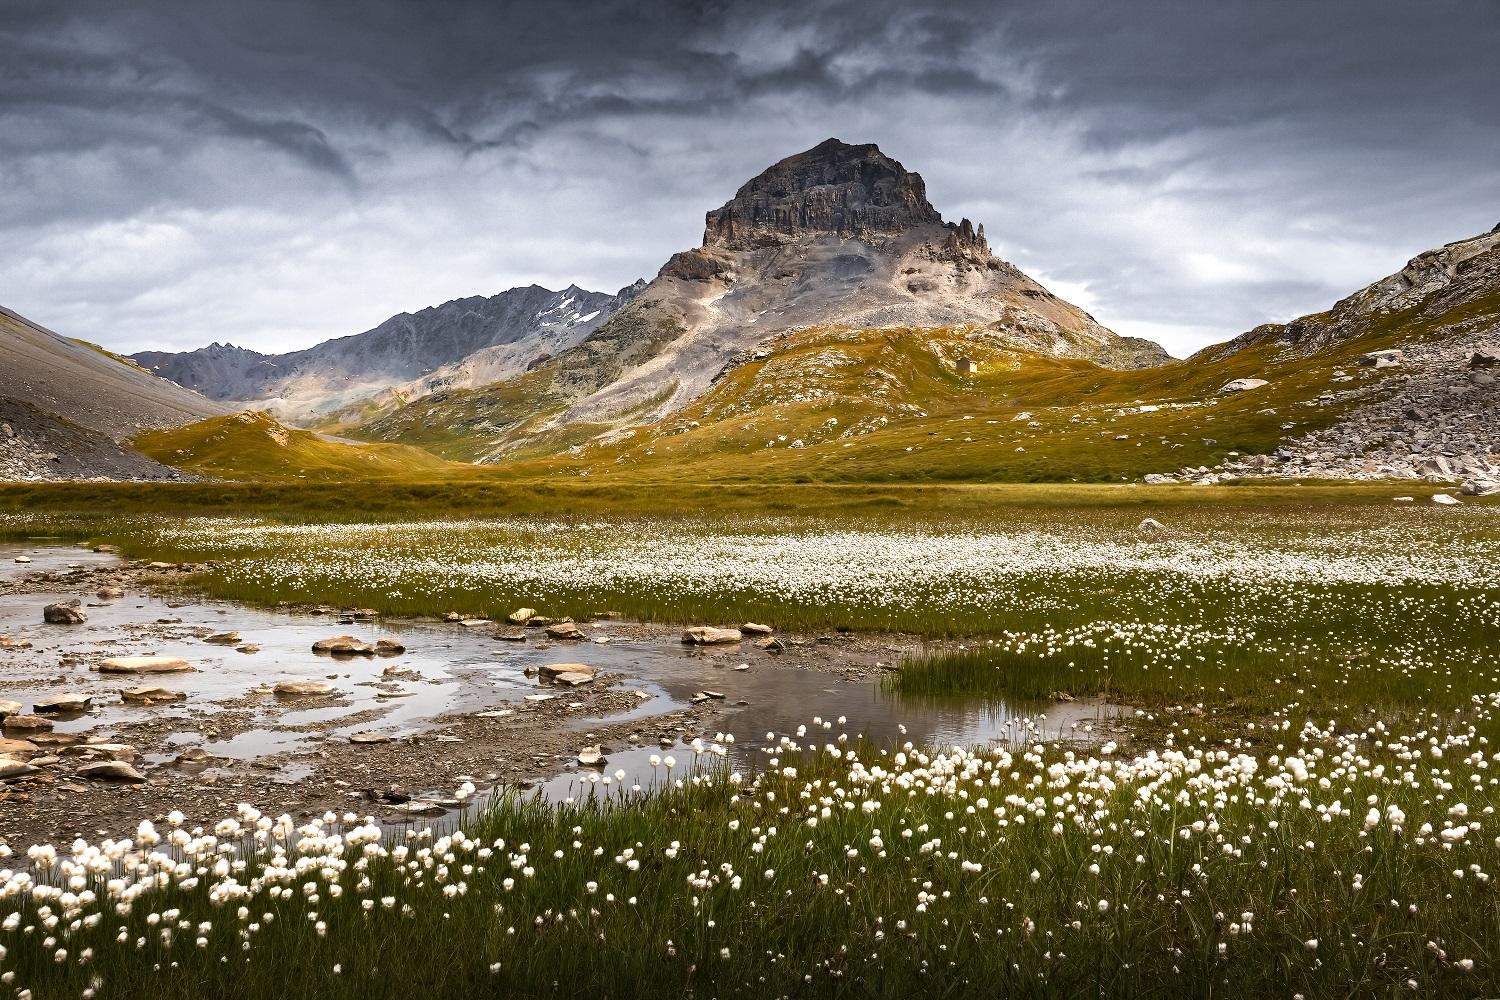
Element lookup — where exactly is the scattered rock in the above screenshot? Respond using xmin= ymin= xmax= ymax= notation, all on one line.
xmin=174 ymin=748 xmax=210 ymax=764
xmin=76 ymin=760 xmax=146 ymax=783
xmin=43 ymin=600 xmax=86 ymax=625
xmin=1138 ymin=517 xmax=1165 ymax=535
xmin=13 ymin=556 xmax=30 ymax=564
xmin=1471 ymin=348 xmax=1500 ymax=369
xmin=236 ymin=644 xmax=260 ymax=654
xmin=0 ymin=636 xmax=32 ymax=650
xmin=493 ymin=628 xmax=528 ymax=641
xmin=682 ymin=626 xmax=743 ymax=645
xmin=98 ymin=656 xmax=193 ymax=674
xmin=1432 ymin=494 xmax=1461 ymax=506
xmin=272 ymin=680 xmax=336 ymax=697
xmin=375 ymin=638 xmax=406 ymax=655
xmin=459 ymin=618 xmax=492 ymax=628
xmin=539 ymin=663 xmax=595 ymax=684
xmin=349 ymin=733 xmax=392 ymax=745
xmin=1358 ymin=348 xmax=1404 ymax=368
xmin=577 ymin=745 xmax=607 ymax=767
xmin=0 ymin=738 xmax=36 ymax=755
xmin=0 ymin=700 xmax=20 ymax=718
xmin=311 ymin=635 xmax=375 ymax=656
xmin=120 ymin=686 xmax=186 ymax=703
xmin=545 ymin=621 xmax=585 ymax=640
xmin=754 ymin=637 xmax=784 ymax=653
xmin=96 ymin=586 xmax=124 ymax=600
xmin=741 ymin=622 xmax=774 ymax=636
xmin=507 ymin=607 xmax=538 ymax=625
xmin=204 ymin=631 xmax=241 ymax=645
xmin=1460 ymin=480 xmax=1500 ymax=497
xmin=1219 ymin=378 xmax=1269 ymax=394
xmin=32 ymin=694 xmax=92 ymax=714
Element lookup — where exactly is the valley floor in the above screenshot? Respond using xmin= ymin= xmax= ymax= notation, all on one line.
xmin=1 ymin=484 xmax=1498 ymax=998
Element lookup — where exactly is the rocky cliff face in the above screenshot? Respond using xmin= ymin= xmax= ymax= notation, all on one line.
xmin=703 ymin=138 xmax=970 ymax=249
xmin=135 ymin=283 xmax=633 ymax=424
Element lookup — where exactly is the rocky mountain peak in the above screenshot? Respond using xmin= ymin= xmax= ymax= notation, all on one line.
xmin=701 ymin=138 xmax=986 ymax=254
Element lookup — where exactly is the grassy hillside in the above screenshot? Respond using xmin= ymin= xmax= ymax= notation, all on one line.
xmin=484 ymin=318 xmax=1417 ymax=484
xmin=133 ymin=410 xmax=458 ymax=481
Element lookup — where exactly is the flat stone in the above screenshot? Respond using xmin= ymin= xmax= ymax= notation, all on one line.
xmin=538 ymin=663 xmax=594 ymax=681
xmin=120 ymin=686 xmax=186 ymax=703
xmin=494 ymin=628 xmax=528 ymax=641
xmin=273 ymin=680 xmax=336 ymax=697
xmin=204 ymin=631 xmax=241 ymax=645
xmin=349 ymin=733 xmax=392 ymax=744
xmin=0 ymin=738 xmax=38 ymax=755
xmin=552 ymin=671 xmax=595 ymax=687
xmin=13 ymin=556 xmax=30 ymax=564
xmin=33 ymin=693 xmax=92 ymax=714
xmin=236 ymin=644 xmax=260 ymax=654
xmin=682 ymin=626 xmax=743 ymax=645
xmin=0 ymin=636 xmax=32 ymax=651
xmin=3 ymin=714 xmax=53 ymax=734
xmin=741 ymin=622 xmax=774 ymax=636
xmin=77 ymin=760 xmax=146 ymax=783
xmin=545 ymin=621 xmax=585 ymax=640
xmin=458 ymin=618 xmax=492 ymax=628
xmin=99 ymin=656 xmax=193 ymax=674
xmin=0 ymin=758 xmax=40 ymax=782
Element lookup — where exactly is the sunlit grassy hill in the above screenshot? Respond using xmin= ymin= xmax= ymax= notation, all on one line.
xmin=488 ymin=318 xmax=1416 ymax=483
xmin=134 ymin=410 xmax=460 ymax=481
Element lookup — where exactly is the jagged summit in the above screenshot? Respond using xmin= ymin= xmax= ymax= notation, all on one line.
xmin=702 ymin=139 xmax=988 ymax=255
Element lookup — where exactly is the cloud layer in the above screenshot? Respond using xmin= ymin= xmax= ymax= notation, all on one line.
xmin=3 ymin=0 xmax=1497 ymax=357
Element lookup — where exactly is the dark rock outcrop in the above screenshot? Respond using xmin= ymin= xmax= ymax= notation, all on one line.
xmin=703 ymin=139 xmax=987 ymax=255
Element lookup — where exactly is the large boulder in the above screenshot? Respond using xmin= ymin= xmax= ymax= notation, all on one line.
xmin=1219 ymin=378 xmax=1269 ymax=394
xmin=1460 ymin=480 xmax=1500 ymax=497
xmin=311 ymin=635 xmax=375 ymax=656
xmin=43 ymin=600 xmax=86 ymax=625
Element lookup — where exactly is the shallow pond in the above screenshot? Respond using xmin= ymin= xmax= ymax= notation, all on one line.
xmin=1 ymin=541 xmax=1127 ymax=808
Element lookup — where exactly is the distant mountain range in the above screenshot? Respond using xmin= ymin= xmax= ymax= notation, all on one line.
xmin=132 ymin=282 xmax=642 ymax=425
xmin=0 ymin=140 xmax=1494 ymax=485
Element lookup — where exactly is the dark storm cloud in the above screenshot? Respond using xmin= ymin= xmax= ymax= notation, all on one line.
xmin=1 ymin=0 xmax=1497 ymax=356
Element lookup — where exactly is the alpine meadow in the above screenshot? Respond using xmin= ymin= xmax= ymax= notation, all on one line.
xmin=2 ymin=3 xmax=1499 ymax=998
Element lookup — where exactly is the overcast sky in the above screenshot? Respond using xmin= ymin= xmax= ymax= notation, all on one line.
xmin=3 ymin=0 xmax=1498 ymax=359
